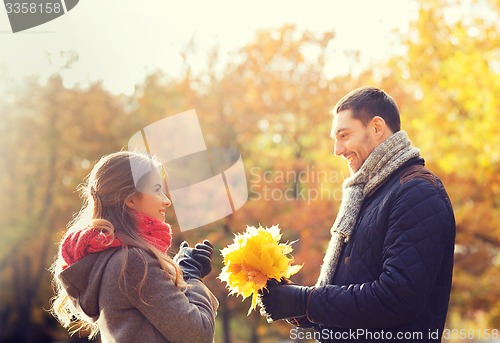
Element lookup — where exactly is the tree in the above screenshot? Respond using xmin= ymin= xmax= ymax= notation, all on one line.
xmin=192 ymin=24 xmax=351 ymax=342
xmin=390 ymin=0 xmax=500 ymax=328
xmin=0 ymin=75 xmax=127 ymax=342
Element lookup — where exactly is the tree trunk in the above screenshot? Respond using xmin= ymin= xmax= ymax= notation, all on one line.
xmin=250 ymin=312 xmax=259 ymax=343
xmin=12 ymin=255 xmax=33 ymax=342
xmin=220 ymin=294 xmax=232 ymax=343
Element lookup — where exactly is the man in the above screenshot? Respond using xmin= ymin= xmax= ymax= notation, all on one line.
xmin=260 ymin=87 xmax=455 ymax=342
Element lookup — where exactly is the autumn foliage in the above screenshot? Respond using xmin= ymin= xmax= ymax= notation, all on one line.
xmin=219 ymin=225 xmax=302 ymax=315
xmin=0 ymin=0 xmax=498 ymax=342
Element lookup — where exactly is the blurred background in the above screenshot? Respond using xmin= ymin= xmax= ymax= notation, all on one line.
xmin=0 ymin=0 xmax=498 ymax=342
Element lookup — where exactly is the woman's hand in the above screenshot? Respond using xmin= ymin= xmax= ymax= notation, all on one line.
xmin=174 ymin=240 xmax=214 ymax=280
xmin=193 ymin=240 xmax=214 ymax=278
xmin=174 ymin=242 xmax=203 ymax=280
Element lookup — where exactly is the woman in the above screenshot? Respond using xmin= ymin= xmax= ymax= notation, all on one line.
xmin=50 ymin=151 xmax=218 ymax=342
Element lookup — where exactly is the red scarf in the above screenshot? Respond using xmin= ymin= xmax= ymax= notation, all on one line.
xmin=61 ymin=212 xmax=172 ymax=268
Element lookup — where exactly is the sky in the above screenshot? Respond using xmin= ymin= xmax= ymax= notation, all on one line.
xmin=0 ymin=0 xmax=418 ymax=96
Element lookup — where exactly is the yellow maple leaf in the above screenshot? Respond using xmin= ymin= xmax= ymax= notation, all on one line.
xmin=218 ymin=225 xmax=303 ymax=315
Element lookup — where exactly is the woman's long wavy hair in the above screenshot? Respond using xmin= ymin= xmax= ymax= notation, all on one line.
xmin=50 ymin=151 xmax=185 ymax=338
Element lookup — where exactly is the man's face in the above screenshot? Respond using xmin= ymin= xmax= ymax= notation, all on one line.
xmin=330 ymin=109 xmax=378 ymax=174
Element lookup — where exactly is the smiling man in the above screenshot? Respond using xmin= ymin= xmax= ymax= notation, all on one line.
xmin=331 ymin=88 xmax=400 ymax=174
xmin=260 ymin=86 xmax=456 ymax=343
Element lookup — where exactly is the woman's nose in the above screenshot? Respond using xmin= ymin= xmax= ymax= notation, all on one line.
xmin=162 ymin=193 xmax=172 ymax=207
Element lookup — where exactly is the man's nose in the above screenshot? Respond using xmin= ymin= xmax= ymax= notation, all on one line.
xmin=334 ymin=141 xmax=344 ymax=156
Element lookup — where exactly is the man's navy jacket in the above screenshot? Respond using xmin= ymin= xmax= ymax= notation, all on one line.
xmin=306 ymin=158 xmax=456 ymax=343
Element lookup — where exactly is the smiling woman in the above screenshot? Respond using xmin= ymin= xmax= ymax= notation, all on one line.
xmin=49 ymin=151 xmax=218 ymax=343
xmin=125 ymin=168 xmax=172 ymax=222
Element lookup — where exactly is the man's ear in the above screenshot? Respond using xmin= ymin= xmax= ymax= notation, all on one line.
xmin=371 ymin=116 xmax=389 ymax=140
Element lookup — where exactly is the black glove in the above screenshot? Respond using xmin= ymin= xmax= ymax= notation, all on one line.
xmin=259 ymin=283 xmax=314 ymax=321
xmin=261 ymin=279 xmax=315 ymax=327
xmin=173 ymin=241 xmax=203 ymax=280
xmin=192 ymin=240 xmax=213 ymax=278
xmin=286 ymin=316 xmax=315 ymax=328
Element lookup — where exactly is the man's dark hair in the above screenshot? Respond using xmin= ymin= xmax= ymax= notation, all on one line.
xmin=333 ymin=86 xmax=401 ymax=133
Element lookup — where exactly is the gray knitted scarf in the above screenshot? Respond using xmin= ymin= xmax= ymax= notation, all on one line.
xmin=316 ymin=131 xmax=420 ymax=287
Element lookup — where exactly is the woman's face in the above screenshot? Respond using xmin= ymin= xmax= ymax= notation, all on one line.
xmin=126 ymin=170 xmax=171 ymax=221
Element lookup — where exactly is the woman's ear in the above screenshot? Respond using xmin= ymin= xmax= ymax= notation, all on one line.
xmin=125 ymin=195 xmax=136 ymax=210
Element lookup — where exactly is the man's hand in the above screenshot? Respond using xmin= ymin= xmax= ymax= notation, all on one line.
xmin=259 ymin=283 xmax=314 ymax=321
xmin=286 ymin=316 xmax=315 ymax=328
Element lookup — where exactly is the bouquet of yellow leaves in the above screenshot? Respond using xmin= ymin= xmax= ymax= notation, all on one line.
xmin=218 ymin=225 xmax=303 ymax=315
